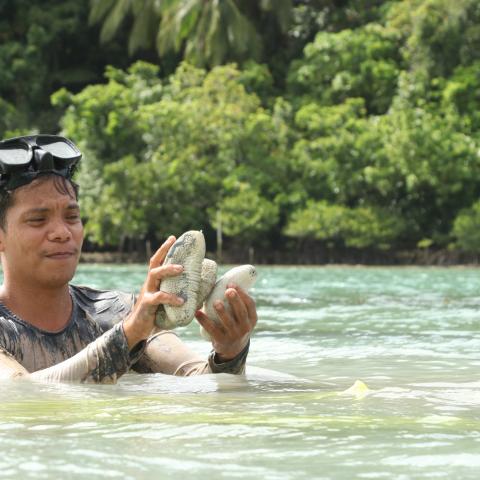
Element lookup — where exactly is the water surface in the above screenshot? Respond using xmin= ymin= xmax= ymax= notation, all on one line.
xmin=1 ymin=266 xmax=479 ymax=479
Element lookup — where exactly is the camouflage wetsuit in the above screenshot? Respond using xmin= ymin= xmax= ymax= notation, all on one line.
xmin=0 ymin=285 xmax=249 ymax=383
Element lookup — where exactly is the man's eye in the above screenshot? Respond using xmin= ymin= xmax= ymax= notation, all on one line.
xmin=27 ymin=218 xmax=45 ymax=223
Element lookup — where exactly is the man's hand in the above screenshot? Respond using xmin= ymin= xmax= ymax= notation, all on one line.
xmin=123 ymin=236 xmax=184 ymax=349
xmin=195 ymin=285 xmax=257 ymax=362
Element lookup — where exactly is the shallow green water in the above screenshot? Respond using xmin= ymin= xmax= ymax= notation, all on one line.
xmin=1 ymin=266 xmax=480 ymax=479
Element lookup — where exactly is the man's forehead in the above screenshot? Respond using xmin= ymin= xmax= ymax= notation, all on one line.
xmin=12 ymin=180 xmax=79 ymax=211
xmin=14 ymin=177 xmax=76 ymax=199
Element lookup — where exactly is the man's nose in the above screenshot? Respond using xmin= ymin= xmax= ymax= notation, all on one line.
xmin=47 ymin=219 xmax=72 ymax=242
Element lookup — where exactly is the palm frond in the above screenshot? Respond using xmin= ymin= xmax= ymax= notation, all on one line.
xmin=100 ymin=0 xmax=133 ymax=44
xmin=89 ymin=0 xmax=117 ymax=25
xmin=223 ymin=0 xmax=262 ymax=59
xmin=176 ymin=0 xmax=201 ymax=42
xmin=205 ymin=0 xmax=225 ymax=65
xmin=155 ymin=0 xmax=178 ymax=14
xmin=129 ymin=2 xmax=160 ymax=54
xmin=258 ymin=0 xmax=293 ymax=32
xmin=184 ymin=0 xmax=214 ymax=65
xmin=157 ymin=3 xmax=178 ymax=55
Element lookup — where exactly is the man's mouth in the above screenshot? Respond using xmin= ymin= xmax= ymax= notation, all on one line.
xmin=45 ymin=251 xmax=77 ymax=259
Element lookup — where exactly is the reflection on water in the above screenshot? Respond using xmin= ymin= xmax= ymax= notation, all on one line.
xmin=1 ymin=266 xmax=480 ymax=479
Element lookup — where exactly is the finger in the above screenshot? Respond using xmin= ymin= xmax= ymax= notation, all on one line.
xmin=213 ymin=298 xmax=239 ymax=334
xmin=225 ymin=288 xmax=249 ymax=329
xmin=142 ymin=289 xmax=185 ymax=308
xmin=228 ymin=284 xmax=257 ymax=328
xmin=149 ymin=235 xmax=176 ymax=269
xmin=146 ymin=264 xmax=183 ymax=292
xmin=195 ymin=309 xmax=225 ymax=338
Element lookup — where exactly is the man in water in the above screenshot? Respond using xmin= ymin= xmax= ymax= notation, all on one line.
xmin=0 ymin=135 xmax=256 ymax=382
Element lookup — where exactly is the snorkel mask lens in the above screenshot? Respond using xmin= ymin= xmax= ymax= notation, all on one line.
xmin=36 ymin=136 xmax=80 ymax=162
xmin=0 ymin=143 xmax=31 ymax=170
xmin=0 ymin=135 xmax=81 ymax=190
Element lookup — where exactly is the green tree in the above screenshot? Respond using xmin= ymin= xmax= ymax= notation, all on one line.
xmin=284 ymin=200 xmax=404 ymax=249
xmin=380 ymin=106 xmax=480 ymax=246
xmin=441 ymin=62 xmax=480 ymax=131
xmin=210 ymin=183 xmax=279 ymax=246
xmin=453 ymin=201 xmax=480 ymax=252
xmin=387 ymin=0 xmax=480 ymax=79
xmin=0 ymin=97 xmax=24 ymax=138
xmin=56 ymin=61 xmax=290 ymax=248
xmin=385 ymin=0 xmax=480 ymax=110
xmin=287 ymin=23 xmax=402 ymax=114
xmin=289 ymin=98 xmax=380 ymax=206
xmin=285 ymin=93 xmax=480 ymax=250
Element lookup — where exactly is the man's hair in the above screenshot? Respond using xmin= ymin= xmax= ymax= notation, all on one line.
xmin=0 ymin=174 xmax=79 ymax=230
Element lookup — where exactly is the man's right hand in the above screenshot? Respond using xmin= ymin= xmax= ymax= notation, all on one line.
xmin=122 ymin=235 xmax=184 ymax=349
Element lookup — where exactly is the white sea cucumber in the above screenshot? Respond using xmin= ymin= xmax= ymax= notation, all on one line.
xmin=200 ymin=264 xmax=257 ymax=340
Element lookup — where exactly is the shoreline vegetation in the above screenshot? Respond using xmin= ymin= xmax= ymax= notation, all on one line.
xmin=79 ymin=247 xmax=480 ymax=266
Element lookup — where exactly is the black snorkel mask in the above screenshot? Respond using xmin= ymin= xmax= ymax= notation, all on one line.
xmin=0 ymin=135 xmax=81 ymax=191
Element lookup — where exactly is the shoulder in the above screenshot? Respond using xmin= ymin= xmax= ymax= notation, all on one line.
xmin=70 ymin=285 xmax=136 ymax=331
xmin=0 ymin=305 xmax=25 ymax=355
xmin=70 ymin=284 xmax=135 ymax=309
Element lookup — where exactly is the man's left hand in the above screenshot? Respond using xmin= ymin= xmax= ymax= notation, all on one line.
xmin=195 ymin=285 xmax=257 ymax=362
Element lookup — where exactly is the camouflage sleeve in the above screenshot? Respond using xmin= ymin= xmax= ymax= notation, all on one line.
xmin=29 ymin=322 xmax=144 ymax=384
xmin=207 ymin=340 xmax=249 ymax=375
xmin=133 ymin=330 xmax=249 ymax=376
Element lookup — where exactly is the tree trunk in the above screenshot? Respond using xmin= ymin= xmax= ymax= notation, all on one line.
xmin=216 ymin=208 xmax=223 ymax=264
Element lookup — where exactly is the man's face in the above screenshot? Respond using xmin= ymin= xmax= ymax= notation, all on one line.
xmin=0 ymin=177 xmax=84 ymax=289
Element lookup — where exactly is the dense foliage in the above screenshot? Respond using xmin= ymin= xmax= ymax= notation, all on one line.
xmin=3 ymin=0 xmax=480 ymax=257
